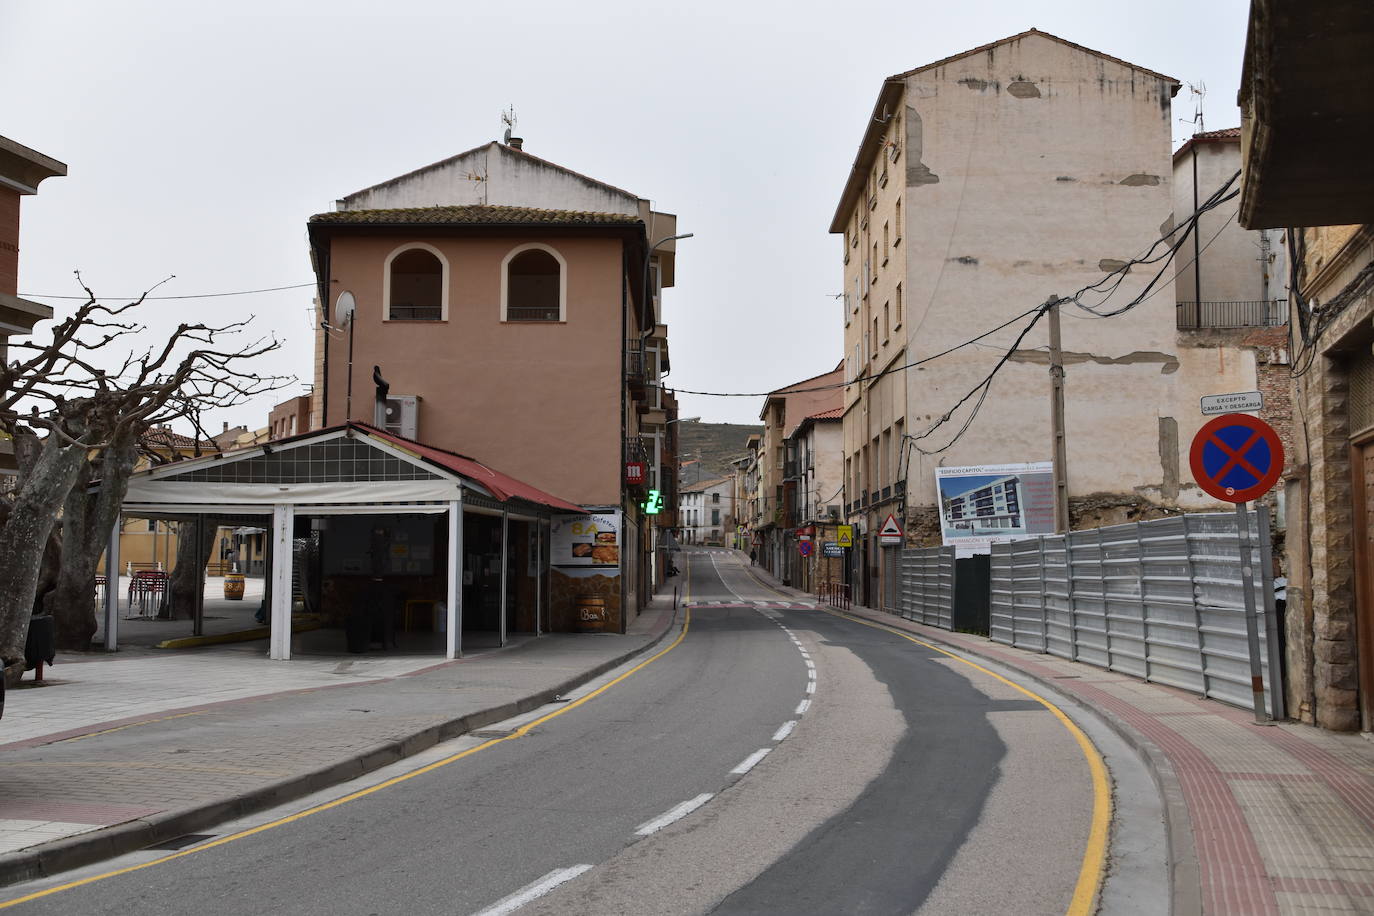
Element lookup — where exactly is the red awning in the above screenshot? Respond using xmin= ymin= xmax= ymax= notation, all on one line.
xmin=354 ymin=423 xmax=585 ymax=513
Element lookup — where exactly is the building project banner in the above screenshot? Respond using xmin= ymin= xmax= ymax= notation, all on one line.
xmin=934 ymin=462 xmax=1055 ymax=555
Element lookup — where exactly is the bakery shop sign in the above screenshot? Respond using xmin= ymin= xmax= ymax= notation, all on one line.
xmin=551 ymin=511 xmax=622 ymax=569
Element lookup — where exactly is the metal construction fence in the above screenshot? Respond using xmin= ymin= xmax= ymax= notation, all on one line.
xmin=896 ymin=546 xmax=955 ymax=630
xmin=988 ymin=511 xmax=1283 ymax=717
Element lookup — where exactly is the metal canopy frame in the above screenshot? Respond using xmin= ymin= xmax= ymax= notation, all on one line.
xmin=107 ymin=427 xmax=564 ymax=660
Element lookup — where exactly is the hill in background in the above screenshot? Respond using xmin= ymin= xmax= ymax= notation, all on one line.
xmin=677 ymin=422 xmax=761 ymax=480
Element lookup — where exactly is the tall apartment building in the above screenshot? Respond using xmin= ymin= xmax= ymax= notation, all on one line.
xmin=832 ymin=30 xmax=1248 ymax=609
xmin=307 ymin=138 xmax=681 ymax=624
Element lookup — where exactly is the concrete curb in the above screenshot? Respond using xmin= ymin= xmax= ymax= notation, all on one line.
xmin=737 ymin=561 xmax=1199 ymax=916
xmin=0 ymin=597 xmax=682 ymax=888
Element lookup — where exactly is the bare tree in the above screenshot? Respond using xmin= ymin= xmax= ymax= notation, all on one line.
xmin=0 ymin=278 xmax=287 ymax=680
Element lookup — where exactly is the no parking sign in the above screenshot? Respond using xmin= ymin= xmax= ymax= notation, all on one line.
xmin=1189 ymin=413 xmax=1284 ymax=503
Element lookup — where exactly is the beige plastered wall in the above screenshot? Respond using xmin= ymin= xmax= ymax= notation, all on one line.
xmin=1172 ymin=140 xmax=1267 ymax=304
xmin=886 ymin=33 xmax=1250 ymax=514
xmin=321 ymin=233 xmax=625 ymax=506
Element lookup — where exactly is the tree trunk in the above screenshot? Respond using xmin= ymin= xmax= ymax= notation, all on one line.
xmin=168 ymin=517 xmax=217 ymax=619
xmin=46 ymin=442 xmax=138 ymax=650
xmin=0 ymin=439 xmax=88 ymax=685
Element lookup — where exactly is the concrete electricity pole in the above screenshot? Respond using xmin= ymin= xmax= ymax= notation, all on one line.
xmin=1046 ymin=295 xmax=1070 ymax=533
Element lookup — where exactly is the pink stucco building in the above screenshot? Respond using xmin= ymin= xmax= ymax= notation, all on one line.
xmin=306 ymin=139 xmax=681 ymax=627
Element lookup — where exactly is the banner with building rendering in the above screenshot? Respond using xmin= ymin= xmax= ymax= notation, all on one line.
xmin=935 ymin=462 xmax=1055 ymax=555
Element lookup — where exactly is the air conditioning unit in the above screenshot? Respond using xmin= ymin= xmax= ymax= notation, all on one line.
xmin=379 ymin=395 xmax=419 ymax=440
xmin=825 ymin=505 xmax=841 ymax=521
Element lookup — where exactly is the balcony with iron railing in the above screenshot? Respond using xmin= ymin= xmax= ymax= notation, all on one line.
xmin=625 ymin=339 xmax=647 ymax=398
xmin=506 ymin=305 xmax=561 ymax=322
xmin=1176 ymin=299 xmax=1286 ymax=330
xmin=389 ymin=304 xmax=442 ymax=321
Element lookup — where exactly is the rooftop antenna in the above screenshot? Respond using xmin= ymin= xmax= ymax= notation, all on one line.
xmin=501 ymin=105 xmax=517 ymax=145
xmin=1179 ymin=80 xmax=1206 ymax=134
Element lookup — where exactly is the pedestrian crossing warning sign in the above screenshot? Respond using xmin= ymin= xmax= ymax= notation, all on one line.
xmin=879 ymin=514 xmax=904 ymax=547
xmin=836 ymin=525 xmax=853 ymax=548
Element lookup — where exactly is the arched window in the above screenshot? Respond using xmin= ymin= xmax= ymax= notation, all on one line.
xmin=502 ymin=244 xmax=566 ymax=321
xmin=385 ymin=245 xmax=447 ymax=321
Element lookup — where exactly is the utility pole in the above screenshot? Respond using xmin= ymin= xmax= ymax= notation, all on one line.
xmin=1046 ymin=295 xmax=1070 ymax=533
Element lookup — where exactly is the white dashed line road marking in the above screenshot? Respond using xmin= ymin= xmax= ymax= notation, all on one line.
xmin=795 ymin=699 xmax=811 ymax=716
xmin=471 ymin=865 xmax=594 ymax=916
xmin=731 ymin=749 xmax=771 ymax=775
xmin=634 ymin=793 xmax=714 ymax=836
xmin=772 ymin=721 xmax=797 ymax=742
xmin=805 ymin=681 xmax=816 ymax=695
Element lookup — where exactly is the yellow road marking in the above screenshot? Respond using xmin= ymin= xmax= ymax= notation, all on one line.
xmin=734 ymin=558 xmax=1108 ymax=916
xmin=815 ymin=607 xmax=1112 ymax=916
xmin=0 ymin=608 xmax=694 ymax=909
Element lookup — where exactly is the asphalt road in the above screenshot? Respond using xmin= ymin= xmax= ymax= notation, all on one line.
xmin=4 ymin=548 xmax=1100 ymax=915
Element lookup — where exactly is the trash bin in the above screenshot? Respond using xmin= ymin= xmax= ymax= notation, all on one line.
xmin=223 ymin=573 xmax=245 ymax=600
xmin=573 ymin=596 xmax=607 ymax=632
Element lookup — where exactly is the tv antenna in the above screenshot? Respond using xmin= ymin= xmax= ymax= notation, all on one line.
xmin=502 ymin=105 xmax=517 ymax=144
xmin=1179 ymin=81 xmax=1206 ymax=134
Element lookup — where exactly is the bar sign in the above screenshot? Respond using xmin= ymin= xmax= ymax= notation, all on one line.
xmin=1200 ymin=390 xmax=1263 ymax=416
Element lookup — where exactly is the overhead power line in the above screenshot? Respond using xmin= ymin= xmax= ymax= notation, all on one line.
xmin=21 ymin=282 xmax=315 ymax=301
xmin=674 ymin=169 xmax=1242 ymax=403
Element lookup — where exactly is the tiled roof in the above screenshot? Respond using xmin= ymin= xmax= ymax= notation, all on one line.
xmin=309 ymin=205 xmax=641 ymax=228
xmin=767 ymin=362 xmax=847 ymax=398
xmin=1193 ymin=127 xmax=1242 ymax=140
xmin=807 ymin=407 xmax=844 ymax=421
xmin=1173 ymin=126 xmax=1243 ymax=161
xmin=140 ymin=427 xmax=218 ymax=452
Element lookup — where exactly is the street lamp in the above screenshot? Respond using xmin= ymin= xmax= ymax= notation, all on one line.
xmin=642 ymin=233 xmax=693 ymax=335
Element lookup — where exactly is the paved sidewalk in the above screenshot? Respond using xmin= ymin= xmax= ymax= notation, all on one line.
xmin=746 ymin=564 xmax=1374 ymax=916
xmin=0 ymin=591 xmax=680 ymax=885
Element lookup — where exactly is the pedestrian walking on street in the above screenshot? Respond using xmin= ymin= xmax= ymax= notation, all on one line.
xmin=749 ymin=548 xmax=757 ymax=565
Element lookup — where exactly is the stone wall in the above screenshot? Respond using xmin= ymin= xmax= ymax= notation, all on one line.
xmin=1283 ymin=225 xmax=1372 ymax=731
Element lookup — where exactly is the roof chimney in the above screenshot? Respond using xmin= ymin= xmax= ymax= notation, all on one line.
xmin=508 ymin=137 xmax=524 ymax=151
xmin=222 ymin=421 xmax=229 ymax=433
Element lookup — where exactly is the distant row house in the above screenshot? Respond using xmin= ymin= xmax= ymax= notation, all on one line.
xmin=678 ymin=477 xmax=730 ymax=546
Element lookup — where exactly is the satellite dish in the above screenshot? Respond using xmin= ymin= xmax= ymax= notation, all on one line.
xmin=335 ymin=290 xmax=356 ymax=326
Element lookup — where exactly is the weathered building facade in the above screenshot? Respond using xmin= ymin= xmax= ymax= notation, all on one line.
xmin=832 ymin=30 xmax=1264 ymax=609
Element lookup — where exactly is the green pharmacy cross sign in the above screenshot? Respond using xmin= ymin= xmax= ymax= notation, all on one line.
xmin=644 ymin=490 xmax=664 ymax=515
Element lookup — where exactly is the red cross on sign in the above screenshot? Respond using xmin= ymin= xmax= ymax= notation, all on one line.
xmin=1188 ymin=413 xmax=1284 ymax=503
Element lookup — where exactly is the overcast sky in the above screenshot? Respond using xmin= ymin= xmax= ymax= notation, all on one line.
xmin=4 ymin=0 xmax=1250 ymax=430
